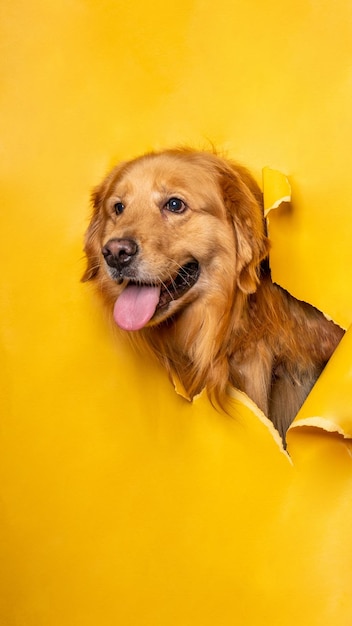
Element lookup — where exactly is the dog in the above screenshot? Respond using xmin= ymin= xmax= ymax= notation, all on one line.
xmin=82 ymin=148 xmax=344 ymax=441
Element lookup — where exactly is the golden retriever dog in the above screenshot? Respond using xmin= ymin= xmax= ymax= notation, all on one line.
xmin=82 ymin=148 xmax=344 ymax=441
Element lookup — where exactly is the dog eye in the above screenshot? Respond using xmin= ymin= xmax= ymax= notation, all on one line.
xmin=164 ymin=197 xmax=186 ymax=213
xmin=114 ymin=202 xmax=125 ymax=215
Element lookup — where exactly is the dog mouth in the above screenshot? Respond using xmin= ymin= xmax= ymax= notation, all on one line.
xmin=113 ymin=261 xmax=200 ymax=331
xmin=158 ymin=261 xmax=200 ymax=308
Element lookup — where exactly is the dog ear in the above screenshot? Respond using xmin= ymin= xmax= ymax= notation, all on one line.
xmin=81 ymin=163 xmax=125 ymax=282
xmin=81 ymin=182 xmax=107 ymax=282
xmin=219 ymin=163 xmax=270 ymax=294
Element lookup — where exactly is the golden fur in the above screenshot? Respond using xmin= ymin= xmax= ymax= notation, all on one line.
xmin=82 ymin=148 xmax=344 ymax=440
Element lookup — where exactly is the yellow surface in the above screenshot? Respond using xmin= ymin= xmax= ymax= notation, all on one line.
xmin=1 ymin=1 xmax=352 ymax=624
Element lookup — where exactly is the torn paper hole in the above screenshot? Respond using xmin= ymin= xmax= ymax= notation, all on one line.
xmin=262 ymin=166 xmax=348 ymax=442
xmin=170 ymin=165 xmax=347 ymax=450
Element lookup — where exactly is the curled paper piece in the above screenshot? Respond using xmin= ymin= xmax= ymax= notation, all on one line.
xmin=288 ymin=324 xmax=352 ymax=441
xmin=171 ymin=371 xmax=191 ymax=400
xmin=262 ymin=166 xmax=291 ymax=217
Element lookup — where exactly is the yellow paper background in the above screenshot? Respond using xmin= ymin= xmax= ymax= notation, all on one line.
xmin=1 ymin=1 xmax=352 ymax=624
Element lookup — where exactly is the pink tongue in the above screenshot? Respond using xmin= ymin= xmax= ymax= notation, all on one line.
xmin=113 ymin=283 xmax=161 ymax=331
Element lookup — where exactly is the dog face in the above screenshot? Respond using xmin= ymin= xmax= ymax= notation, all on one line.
xmin=82 ymin=149 xmax=269 ymax=334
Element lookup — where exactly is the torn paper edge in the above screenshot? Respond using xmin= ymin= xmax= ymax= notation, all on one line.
xmin=172 ymin=372 xmax=290 ymax=457
xmin=172 ymin=372 xmax=192 ymax=400
xmin=264 ymin=195 xmax=291 ymax=217
xmin=288 ymin=417 xmax=351 ymax=439
xmin=227 ymin=386 xmax=290 ymax=458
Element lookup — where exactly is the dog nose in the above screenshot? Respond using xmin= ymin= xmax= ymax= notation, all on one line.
xmin=102 ymin=238 xmax=138 ymax=269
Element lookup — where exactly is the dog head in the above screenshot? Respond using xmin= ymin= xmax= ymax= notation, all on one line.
xmin=82 ymin=148 xmax=270 ymax=334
